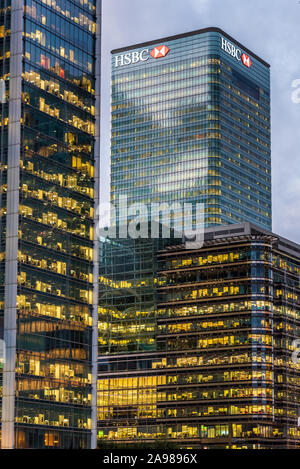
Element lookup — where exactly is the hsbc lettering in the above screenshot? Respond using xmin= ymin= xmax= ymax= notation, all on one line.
xmin=221 ymin=37 xmax=252 ymax=68
xmin=115 ymin=49 xmax=149 ymax=67
xmin=221 ymin=37 xmax=242 ymax=60
xmin=114 ymin=45 xmax=170 ymax=68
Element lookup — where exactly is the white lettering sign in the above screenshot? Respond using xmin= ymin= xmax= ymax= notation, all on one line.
xmin=115 ymin=49 xmax=149 ymax=68
xmin=221 ymin=37 xmax=242 ymax=61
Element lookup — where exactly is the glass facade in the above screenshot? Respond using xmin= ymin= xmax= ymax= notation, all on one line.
xmin=0 ymin=0 xmax=100 ymax=448
xmin=98 ymin=233 xmax=167 ymax=358
xmin=111 ymin=28 xmax=271 ymax=230
xmin=98 ymin=224 xmax=300 ymax=449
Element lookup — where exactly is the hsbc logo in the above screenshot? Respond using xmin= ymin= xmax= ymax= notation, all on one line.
xmin=114 ymin=45 xmax=170 ymax=67
xmin=150 ymin=45 xmax=170 ymax=59
xmin=221 ymin=37 xmax=252 ymax=68
xmin=241 ymin=53 xmax=252 ymax=68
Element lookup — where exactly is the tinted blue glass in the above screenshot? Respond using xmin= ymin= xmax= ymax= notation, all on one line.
xmin=111 ymin=30 xmax=271 ymax=230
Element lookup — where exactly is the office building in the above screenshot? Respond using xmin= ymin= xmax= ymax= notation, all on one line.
xmin=98 ymin=223 xmax=300 ymax=449
xmin=0 ymin=0 xmax=101 ymax=448
xmin=111 ymin=27 xmax=271 ymax=230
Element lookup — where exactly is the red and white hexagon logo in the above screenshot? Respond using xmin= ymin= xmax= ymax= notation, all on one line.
xmin=241 ymin=53 xmax=252 ymax=68
xmin=150 ymin=45 xmax=170 ymax=59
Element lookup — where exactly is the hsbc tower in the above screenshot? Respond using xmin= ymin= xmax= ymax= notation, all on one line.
xmin=110 ymin=27 xmax=271 ymax=230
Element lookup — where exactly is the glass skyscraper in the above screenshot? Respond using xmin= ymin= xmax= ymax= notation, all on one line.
xmin=0 ymin=0 xmax=100 ymax=448
xmin=111 ymin=27 xmax=271 ymax=230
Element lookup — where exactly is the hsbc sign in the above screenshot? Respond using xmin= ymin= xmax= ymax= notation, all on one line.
xmin=221 ymin=37 xmax=252 ymax=68
xmin=114 ymin=37 xmax=252 ymax=69
xmin=150 ymin=45 xmax=170 ymax=59
xmin=114 ymin=49 xmax=149 ymax=68
xmin=114 ymin=45 xmax=170 ymax=68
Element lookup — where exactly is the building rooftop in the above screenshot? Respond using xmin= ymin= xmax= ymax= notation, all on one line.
xmin=160 ymin=222 xmax=300 ymax=259
xmin=111 ymin=26 xmax=270 ymax=68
